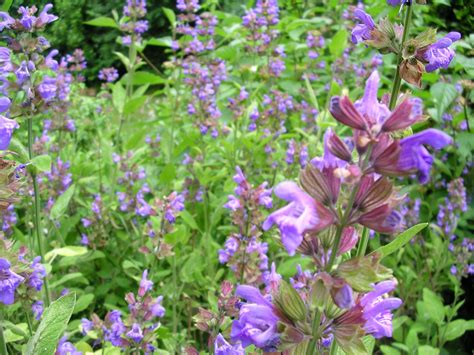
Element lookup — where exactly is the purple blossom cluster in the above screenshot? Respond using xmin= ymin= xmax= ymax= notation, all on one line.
xmin=120 ymin=0 xmax=148 ymax=45
xmin=0 ymin=241 xmax=46 ymax=322
xmin=98 ymin=67 xmax=119 ymax=83
xmin=437 ymin=178 xmax=467 ymax=239
xmin=40 ymin=158 xmax=73 ymax=214
xmin=81 ymin=270 xmax=165 ymax=353
xmin=285 ymin=139 xmax=309 ymax=169
xmin=242 ymin=0 xmax=280 ymax=54
xmin=219 ymin=167 xmax=272 ymax=284
xmin=80 ymin=194 xmax=104 ymax=247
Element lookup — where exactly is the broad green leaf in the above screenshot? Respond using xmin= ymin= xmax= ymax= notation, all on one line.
xmin=73 ymin=294 xmax=95 ymax=313
xmin=374 ymin=223 xmax=428 ymax=258
xmin=422 ymin=288 xmax=445 ymax=323
xmin=124 ymin=96 xmax=147 ymax=115
xmin=0 ymin=0 xmax=13 ymax=11
xmin=146 ymin=37 xmax=172 ymax=47
xmin=112 ymin=82 xmax=126 ymax=113
xmin=417 ymin=345 xmax=440 ymax=355
xmin=162 ymin=8 xmax=176 ymax=27
xmin=430 ymin=82 xmax=458 ymax=121
xmin=45 ymin=246 xmax=87 ymax=261
xmin=31 ymin=155 xmax=51 ymax=173
xmin=25 ymin=293 xmax=76 ymax=355
xmin=443 ymin=319 xmax=468 ymax=341
xmin=180 ymin=210 xmax=200 ymax=231
xmin=84 ymin=17 xmax=119 ymax=28
xmin=329 ymin=29 xmax=348 ymax=58
xmin=50 ymin=184 xmax=75 ymax=220
xmin=380 ymin=346 xmax=401 ymax=355
xmin=130 ymin=71 xmax=167 ymax=85
xmin=7 ymin=138 xmax=29 ymax=163
xmin=3 ymin=323 xmax=28 ymax=343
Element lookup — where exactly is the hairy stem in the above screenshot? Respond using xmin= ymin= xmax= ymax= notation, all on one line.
xmin=28 ymin=116 xmax=51 ymax=306
xmin=356 ymin=227 xmax=370 ymax=257
xmin=389 ymin=1 xmax=414 ymax=110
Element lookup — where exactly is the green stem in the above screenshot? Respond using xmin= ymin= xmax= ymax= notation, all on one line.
xmin=28 ymin=117 xmax=51 ymax=306
xmin=389 ymin=1 xmax=414 ymax=110
xmin=0 ymin=312 xmax=8 ymax=355
xmin=172 ymin=254 xmax=178 ymax=334
xmin=356 ymin=227 xmax=370 ymax=257
xmin=25 ymin=307 xmax=33 ymax=336
xmin=329 ymin=339 xmax=337 ymax=355
xmin=307 ymin=309 xmax=322 ymax=353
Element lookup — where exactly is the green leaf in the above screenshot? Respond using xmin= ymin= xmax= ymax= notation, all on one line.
xmin=443 ymin=319 xmax=469 ymax=341
xmin=430 ymin=83 xmax=458 ymax=121
xmin=146 ymin=37 xmax=172 ymax=47
xmin=380 ymin=346 xmax=401 ymax=355
xmin=329 ymin=29 xmax=348 ymax=58
xmin=162 ymin=8 xmax=176 ymax=27
xmin=25 ymin=293 xmax=76 ymax=355
xmin=129 ymin=71 xmax=167 ymax=85
xmin=124 ymin=96 xmax=147 ymax=115
xmin=84 ymin=17 xmax=119 ymax=29
xmin=31 ymin=155 xmax=51 ymax=173
xmin=73 ymin=294 xmax=95 ymax=313
xmin=50 ymin=184 xmax=75 ymax=220
xmin=417 ymin=345 xmax=440 ymax=355
xmin=180 ymin=210 xmax=200 ymax=231
xmin=45 ymin=246 xmax=88 ymax=261
xmin=422 ymin=288 xmax=445 ymax=323
xmin=374 ymin=223 xmax=428 ymax=259
xmin=0 ymin=0 xmax=13 ymax=11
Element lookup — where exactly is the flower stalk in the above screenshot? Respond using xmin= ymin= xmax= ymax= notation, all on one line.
xmin=0 ymin=311 xmax=7 ymax=355
xmin=389 ymin=1 xmax=414 ymax=110
xmin=27 ymin=116 xmax=51 ymax=306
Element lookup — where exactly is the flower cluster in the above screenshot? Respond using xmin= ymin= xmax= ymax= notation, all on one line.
xmin=81 ymin=270 xmax=165 ymax=353
xmin=0 ymin=240 xmax=46 ymax=321
xmin=218 ymin=71 xmax=451 ymax=353
xmin=120 ymin=0 xmax=148 ymax=45
xmin=219 ymin=167 xmax=272 ymax=285
xmin=98 ymin=67 xmax=119 ymax=83
xmin=352 ymin=8 xmax=461 ymax=86
xmin=437 ymin=178 xmax=467 ymax=239
xmin=40 ymin=157 xmax=73 ymax=215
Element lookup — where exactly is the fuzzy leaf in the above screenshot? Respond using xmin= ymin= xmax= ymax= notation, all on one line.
xmin=25 ymin=293 xmax=76 ymax=355
xmin=374 ymin=223 xmax=428 ymax=259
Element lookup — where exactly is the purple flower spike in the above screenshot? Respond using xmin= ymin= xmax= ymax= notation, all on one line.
xmin=398 ymin=129 xmax=453 ymax=184
xmin=151 ymin=295 xmax=165 ymax=318
xmin=424 ymin=32 xmax=461 ymax=72
xmin=263 ymin=181 xmax=335 ymax=256
xmin=0 ymin=258 xmax=24 ymax=305
xmin=351 ymin=9 xmax=375 ymax=44
xmin=32 ymin=301 xmax=44 ymax=320
xmin=215 ymin=333 xmax=245 ymax=355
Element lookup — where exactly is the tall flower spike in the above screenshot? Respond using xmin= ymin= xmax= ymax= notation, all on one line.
xmin=263 ymin=181 xmax=335 ymax=256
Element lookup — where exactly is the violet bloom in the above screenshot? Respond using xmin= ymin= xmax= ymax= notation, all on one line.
xmin=127 ymin=323 xmax=143 ymax=343
xmin=423 ymin=32 xmax=461 ymax=72
xmin=32 ymin=300 xmax=44 ymax=320
xmin=0 ymin=12 xmax=14 ymax=31
xmin=224 ymin=195 xmax=241 ymax=211
xmin=215 ymin=333 xmax=245 ymax=355
xmin=28 ymin=256 xmax=46 ymax=291
xmin=56 ymin=336 xmax=81 ymax=355
xmin=360 ymin=280 xmax=402 ymax=338
xmin=138 ymin=269 xmax=153 ymax=297
xmin=398 ymin=129 xmax=453 ymax=184
xmin=151 ymin=296 xmax=165 ymax=318
xmin=98 ymin=67 xmax=119 ymax=82
xmin=387 ymin=0 xmax=403 ymax=5
xmin=351 ymin=9 xmax=375 ymax=44
xmin=0 ymin=258 xmax=24 ymax=305
xmin=0 ymin=97 xmax=10 ymax=113
xmin=263 ymin=181 xmax=335 ymax=256
xmin=231 ymin=285 xmax=280 ymax=350
xmin=36 ymin=4 xmax=58 ymax=27
xmin=38 ymin=76 xmax=57 ymax=101
xmin=81 ymin=318 xmax=94 ymax=335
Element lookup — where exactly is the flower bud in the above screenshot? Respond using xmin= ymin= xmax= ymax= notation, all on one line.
xmin=274 ymin=280 xmax=307 ymax=322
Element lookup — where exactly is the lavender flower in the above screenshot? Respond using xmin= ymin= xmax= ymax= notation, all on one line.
xmin=56 ymin=336 xmax=81 ymax=355
xmin=351 ymin=9 xmax=375 ymax=44
xmin=98 ymin=67 xmax=119 ymax=82
xmin=138 ymin=269 xmax=153 ymax=297
xmin=423 ymin=32 xmax=461 ymax=72
xmin=215 ymin=333 xmax=245 ymax=355
xmin=231 ymin=285 xmax=280 ymax=350
xmin=32 ymin=300 xmax=44 ymax=320
xmin=0 ymin=115 xmax=19 ymax=150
